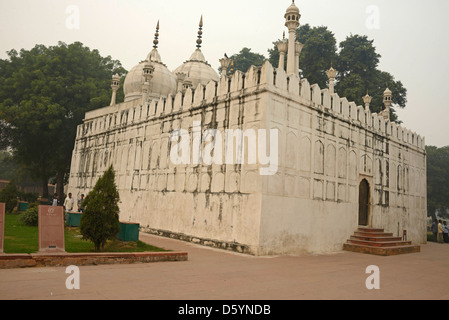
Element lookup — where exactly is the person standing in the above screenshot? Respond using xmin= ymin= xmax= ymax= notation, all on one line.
xmin=431 ymin=219 xmax=438 ymax=242
xmin=443 ymin=221 xmax=449 ymax=244
xmin=64 ymin=193 xmax=74 ymax=213
xmin=438 ymin=220 xmax=444 ymax=243
xmin=78 ymin=194 xmax=85 ymax=213
xmin=52 ymin=194 xmax=59 ymax=206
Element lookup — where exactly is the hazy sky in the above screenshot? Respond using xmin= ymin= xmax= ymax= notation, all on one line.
xmin=1 ymin=0 xmax=448 ymax=147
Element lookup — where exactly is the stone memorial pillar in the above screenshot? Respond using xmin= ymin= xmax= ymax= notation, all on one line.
xmin=38 ymin=205 xmax=66 ymax=254
xmin=0 ymin=203 xmax=5 ymax=254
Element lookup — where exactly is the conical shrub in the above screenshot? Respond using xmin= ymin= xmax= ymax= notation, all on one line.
xmin=80 ymin=166 xmax=120 ymax=252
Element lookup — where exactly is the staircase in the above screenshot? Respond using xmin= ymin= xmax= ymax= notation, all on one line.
xmin=343 ymin=227 xmax=420 ymax=256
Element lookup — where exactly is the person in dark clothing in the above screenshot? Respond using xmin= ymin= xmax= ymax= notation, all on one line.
xmin=431 ymin=219 xmax=438 ymax=242
xmin=443 ymin=221 xmax=449 ymax=244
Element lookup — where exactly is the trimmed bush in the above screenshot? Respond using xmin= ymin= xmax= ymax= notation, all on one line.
xmin=0 ymin=180 xmax=18 ymax=213
xmin=18 ymin=204 xmax=39 ymax=226
xmin=80 ymin=166 xmax=121 ymax=252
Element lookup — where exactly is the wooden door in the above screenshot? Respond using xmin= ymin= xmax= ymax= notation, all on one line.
xmin=359 ymin=179 xmax=370 ymax=226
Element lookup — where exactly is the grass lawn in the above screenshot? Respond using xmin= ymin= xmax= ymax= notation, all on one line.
xmin=3 ymin=214 xmax=167 ymax=254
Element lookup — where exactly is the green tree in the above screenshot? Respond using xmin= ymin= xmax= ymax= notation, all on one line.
xmin=426 ymin=146 xmax=449 ymax=219
xmin=0 ymin=42 xmax=127 ymax=199
xmin=268 ymin=27 xmax=407 ymax=122
xmin=80 ymin=166 xmax=121 ymax=252
xmin=334 ymin=35 xmax=407 ymax=121
xmin=0 ymin=151 xmax=17 ymax=181
xmin=221 ymin=48 xmax=266 ymax=75
xmin=0 ymin=180 xmax=18 ymax=213
xmin=335 ymin=34 xmax=380 ymax=81
xmin=268 ymin=24 xmax=338 ymax=88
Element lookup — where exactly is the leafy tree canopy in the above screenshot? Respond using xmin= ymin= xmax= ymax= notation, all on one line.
xmin=221 ymin=48 xmax=266 ymax=75
xmin=426 ymin=146 xmax=449 ymax=219
xmin=0 ymin=42 xmax=127 ymax=198
xmin=267 ymin=24 xmax=407 ymax=122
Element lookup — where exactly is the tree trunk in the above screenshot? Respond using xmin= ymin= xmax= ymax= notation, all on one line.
xmin=56 ymin=170 xmax=65 ymax=200
xmin=41 ymin=176 xmax=49 ymax=201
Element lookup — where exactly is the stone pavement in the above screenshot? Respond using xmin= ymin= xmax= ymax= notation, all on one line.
xmin=0 ymin=233 xmax=448 ymax=300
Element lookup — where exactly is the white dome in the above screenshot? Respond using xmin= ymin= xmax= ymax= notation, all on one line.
xmin=124 ymin=49 xmax=177 ymax=102
xmin=173 ymin=49 xmax=219 ymax=89
xmin=286 ymin=1 xmax=300 ymax=15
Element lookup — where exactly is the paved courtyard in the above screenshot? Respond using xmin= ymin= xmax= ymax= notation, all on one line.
xmin=0 ymin=233 xmax=448 ymax=300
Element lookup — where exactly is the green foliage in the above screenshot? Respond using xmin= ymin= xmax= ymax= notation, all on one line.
xmin=17 ymin=191 xmax=38 ymax=203
xmin=0 ymin=42 xmax=127 ymax=198
xmin=221 ymin=48 xmax=266 ymax=75
xmin=80 ymin=166 xmax=121 ymax=252
xmin=4 ymin=213 xmax=165 ymax=254
xmin=426 ymin=146 xmax=449 ymax=219
xmin=18 ymin=204 xmax=38 ymax=226
xmin=298 ymin=25 xmax=338 ymax=88
xmin=267 ymin=24 xmax=407 ymax=122
xmin=334 ymin=35 xmax=407 ymax=122
xmin=269 ymin=24 xmax=337 ymax=87
xmin=0 ymin=180 xmax=18 ymax=213
xmin=0 ymin=151 xmax=17 ymax=180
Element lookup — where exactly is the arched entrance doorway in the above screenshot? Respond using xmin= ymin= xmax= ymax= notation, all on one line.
xmin=359 ymin=179 xmax=370 ymax=226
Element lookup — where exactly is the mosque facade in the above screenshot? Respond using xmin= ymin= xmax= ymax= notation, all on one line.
xmin=67 ymin=2 xmax=427 ymax=255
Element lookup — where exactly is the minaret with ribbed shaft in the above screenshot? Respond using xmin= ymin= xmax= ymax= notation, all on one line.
xmin=383 ymin=87 xmax=392 ymax=121
xmin=285 ymin=1 xmax=300 ymax=76
xmin=277 ymin=32 xmax=288 ymax=70
xmin=110 ymin=74 xmax=120 ymax=106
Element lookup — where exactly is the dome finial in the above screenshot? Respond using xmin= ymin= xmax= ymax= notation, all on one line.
xmin=196 ymin=15 xmax=203 ymax=49
xmin=153 ymin=20 xmax=160 ymax=49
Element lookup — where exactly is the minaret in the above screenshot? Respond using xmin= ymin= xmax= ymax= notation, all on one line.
xmin=285 ymin=1 xmax=301 ymax=76
xmin=277 ymin=32 xmax=288 ymax=70
xmin=219 ymin=55 xmax=232 ymax=77
xmin=383 ymin=87 xmax=392 ymax=121
xmin=142 ymin=63 xmax=155 ymax=104
xmin=176 ymin=72 xmax=187 ymax=92
xmin=363 ymin=92 xmax=373 ymax=112
xmin=110 ymin=74 xmax=120 ymax=106
xmin=326 ymin=65 xmax=338 ymax=94
xmin=295 ymin=40 xmax=304 ymax=74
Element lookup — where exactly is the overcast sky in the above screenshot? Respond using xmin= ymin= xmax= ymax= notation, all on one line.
xmin=0 ymin=0 xmax=448 ymax=147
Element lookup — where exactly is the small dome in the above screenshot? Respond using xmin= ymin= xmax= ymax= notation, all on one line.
xmin=384 ymin=87 xmax=392 ymax=95
xmin=285 ymin=1 xmax=300 ymax=15
xmin=173 ymin=49 xmax=219 ymax=89
xmin=123 ymin=50 xmax=177 ymax=102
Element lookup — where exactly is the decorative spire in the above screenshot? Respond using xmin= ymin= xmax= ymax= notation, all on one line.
xmin=326 ymin=64 xmax=338 ymax=94
xmin=285 ymin=0 xmax=301 ymax=76
xmin=219 ymin=54 xmax=232 ymax=77
xmin=153 ymin=20 xmax=160 ymax=49
xmin=110 ymin=74 xmax=120 ymax=106
xmin=382 ymin=86 xmax=393 ymax=121
xmin=363 ymin=91 xmax=373 ymax=111
xmin=196 ymin=15 xmax=203 ymax=49
xmin=277 ymin=32 xmax=289 ymax=70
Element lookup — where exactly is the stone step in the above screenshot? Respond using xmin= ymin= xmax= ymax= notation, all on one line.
xmin=348 ymin=238 xmax=412 ymax=248
xmin=350 ymin=235 xmax=404 ymax=242
xmin=343 ymin=243 xmax=421 ymax=256
xmin=358 ymin=227 xmax=385 ymax=233
xmin=354 ymin=231 xmax=395 ymax=238
xmin=344 ymin=227 xmax=420 ymax=256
